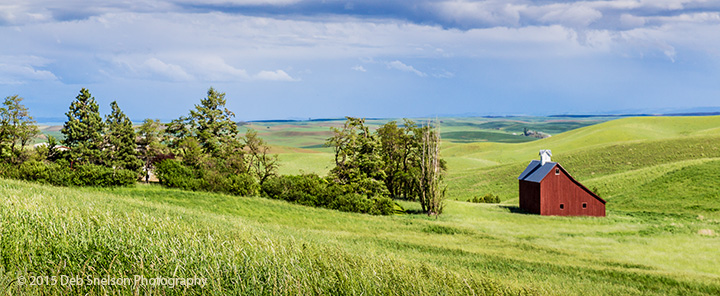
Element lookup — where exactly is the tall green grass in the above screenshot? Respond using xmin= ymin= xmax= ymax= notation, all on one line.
xmin=2 ymin=180 xmax=720 ymax=295
xmin=0 ymin=180 xmax=524 ymax=295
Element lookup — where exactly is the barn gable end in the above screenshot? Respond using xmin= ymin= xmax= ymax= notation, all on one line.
xmin=517 ymin=151 xmax=605 ymax=217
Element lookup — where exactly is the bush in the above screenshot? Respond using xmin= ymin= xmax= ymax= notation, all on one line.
xmin=71 ymin=164 xmax=136 ymax=187
xmin=467 ymin=193 xmax=501 ymax=204
xmin=261 ymin=174 xmax=328 ymax=206
xmin=330 ymin=193 xmax=372 ymax=214
xmin=226 ymin=173 xmax=259 ymax=196
xmin=155 ymin=159 xmax=259 ymax=196
xmin=155 ymin=159 xmax=199 ymax=190
xmin=261 ymin=174 xmax=396 ymax=215
xmin=0 ymin=160 xmax=135 ymax=187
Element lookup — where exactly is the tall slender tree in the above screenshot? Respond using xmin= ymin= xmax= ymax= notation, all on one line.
xmin=137 ymin=118 xmax=169 ymax=181
xmin=104 ymin=101 xmax=142 ymax=172
xmin=415 ymin=121 xmax=445 ymax=216
xmin=61 ymin=88 xmax=105 ymax=165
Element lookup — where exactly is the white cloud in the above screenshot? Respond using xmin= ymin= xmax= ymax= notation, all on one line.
xmin=386 ymin=60 xmax=426 ymax=77
xmin=434 ymin=1 xmax=524 ymax=27
xmin=433 ymin=70 xmax=455 ymax=79
xmin=536 ymin=4 xmax=603 ymax=27
xmin=351 ymin=65 xmax=366 ymax=72
xmin=0 ymin=55 xmax=58 ymax=84
xmin=254 ymin=70 xmax=297 ymax=81
xmin=191 ymin=56 xmax=249 ymax=81
xmin=143 ymin=58 xmax=194 ymax=81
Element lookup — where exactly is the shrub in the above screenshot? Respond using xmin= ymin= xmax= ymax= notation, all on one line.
xmin=155 ymin=159 xmax=260 ymax=196
xmin=0 ymin=160 xmax=135 ymax=187
xmin=226 ymin=173 xmax=259 ymax=196
xmin=155 ymin=159 xmax=199 ymax=190
xmin=261 ymin=174 xmax=328 ymax=206
xmin=261 ymin=174 xmax=396 ymax=215
xmin=370 ymin=196 xmax=396 ymax=215
xmin=330 ymin=193 xmax=372 ymax=214
xmin=468 ymin=193 xmax=501 ymax=204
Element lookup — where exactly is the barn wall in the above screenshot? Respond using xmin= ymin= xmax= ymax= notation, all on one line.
xmin=519 ymin=180 xmax=541 ymax=214
xmin=539 ymin=165 xmax=605 ymax=217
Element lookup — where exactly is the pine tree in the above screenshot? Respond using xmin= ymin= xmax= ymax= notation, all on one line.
xmin=104 ymin=101 xmax=142 ymax=172
xmin=189 ymin=87 xmax=239 ymax=157
xmin=61 ymin=88 xmax=105 ymax=165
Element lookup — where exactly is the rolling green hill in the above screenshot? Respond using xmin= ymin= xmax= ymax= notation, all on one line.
xmin=8 ymin=115 xmax=720 ymax=294
xmin=2 ymin=179 xmax=719 ymax=295
xmin=444 ymin=116 xmax=720 ymax=201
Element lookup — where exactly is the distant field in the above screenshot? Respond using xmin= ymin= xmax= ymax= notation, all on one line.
xmin=443 ymin=116 xmax=720 ymax=201
xmin=243 ymin=116 xmax=610 ymax=175
xmin=441 ymin=130 xmax=534 ymax=143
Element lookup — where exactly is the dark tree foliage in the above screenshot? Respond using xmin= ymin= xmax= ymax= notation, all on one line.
xmin=104 ymin=101 xmax=142 ymax=172
xmin=377 ymin=119 xmax=418 ymax=199
xmin=326 ymin=117 xmax=385 ymax=188
xmin=0 ymin=95 xmax=40 ymax=164
xmin=61 ymin=88 xmax=105 ymax=165
xmin=326 ymin=117 xmax=447 ymax=215
xmin=158 ymin=87 xmax=278 ymax=196
xmin=188 ymin=87 xmax=239 ymax=157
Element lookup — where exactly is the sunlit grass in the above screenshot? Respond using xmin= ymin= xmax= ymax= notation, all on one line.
xmin=2 ymin=180 xmax=719 ymax=295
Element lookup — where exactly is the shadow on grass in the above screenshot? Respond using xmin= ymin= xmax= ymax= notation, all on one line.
xmin=404 ymin=209 xmax=428 ymax=215
xmin=499 ymin=205 xmax=533 ymax=215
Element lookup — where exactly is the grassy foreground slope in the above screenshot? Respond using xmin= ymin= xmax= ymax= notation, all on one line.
xmin=0 ymin=181 xmax=519 ymax=295
xmin=2 ymin=180 xmax=720 ymax=295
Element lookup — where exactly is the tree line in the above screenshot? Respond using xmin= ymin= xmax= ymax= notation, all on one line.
xmin=0 ymin=88 xmax=446 ymax=216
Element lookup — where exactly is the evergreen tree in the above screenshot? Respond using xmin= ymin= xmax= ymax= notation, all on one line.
xmin=188 ymin=87 xmax=239 ymax=157
xmin=61 ymin=88 xmax=105 ymax=165
xmin=0 ymin=95 xmax=40 ymax=163
xmin=104 ymin=101 xmax=142 ymax=172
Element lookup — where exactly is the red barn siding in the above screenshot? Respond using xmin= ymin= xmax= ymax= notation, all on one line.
xmin=519 ymin=180 xmax=541 ymax=214
xmin=518 ymin=163 xmax=605 ymax=217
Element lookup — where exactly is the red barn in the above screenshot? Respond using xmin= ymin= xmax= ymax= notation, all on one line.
xmin=517 ymin=150 xmax=605 ymax=217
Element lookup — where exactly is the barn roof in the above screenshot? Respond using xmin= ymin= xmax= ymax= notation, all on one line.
xmin=517 ymin=160 xmax=557 ymax=183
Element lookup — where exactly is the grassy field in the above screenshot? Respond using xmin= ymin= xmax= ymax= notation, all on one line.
xmin=7 ymin=115 xmax=719 ymax=295
xmin=2 ymin=179 xmax=719 ymax=295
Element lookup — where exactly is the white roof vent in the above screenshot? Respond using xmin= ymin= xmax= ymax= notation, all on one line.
xmin=540 ymin=149 xmax=552 ymax=165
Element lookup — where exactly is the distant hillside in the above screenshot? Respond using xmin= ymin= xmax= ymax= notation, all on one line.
xmin=444 ymin=116 xmax=720 ymax=205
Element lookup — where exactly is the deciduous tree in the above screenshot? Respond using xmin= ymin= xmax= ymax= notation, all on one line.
xmin=0 ymin=95 xmax=40 ymax=163
xmin=244 ymin=129 xmax=278 ymax=185
xmin=415 ymin=121 xmax=445 ymax=216
xmin=137 ymin=118 xmax=169 ymax=181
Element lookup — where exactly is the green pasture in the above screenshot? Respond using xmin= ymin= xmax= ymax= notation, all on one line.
xmin=7 ymin=115 xmax=719 ymax=294
xmin=2 ymin=178 xmax=719 ymax=295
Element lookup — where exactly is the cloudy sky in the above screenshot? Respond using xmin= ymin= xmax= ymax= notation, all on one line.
xmin=1 ymin=0 xmax=719 ymax=121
